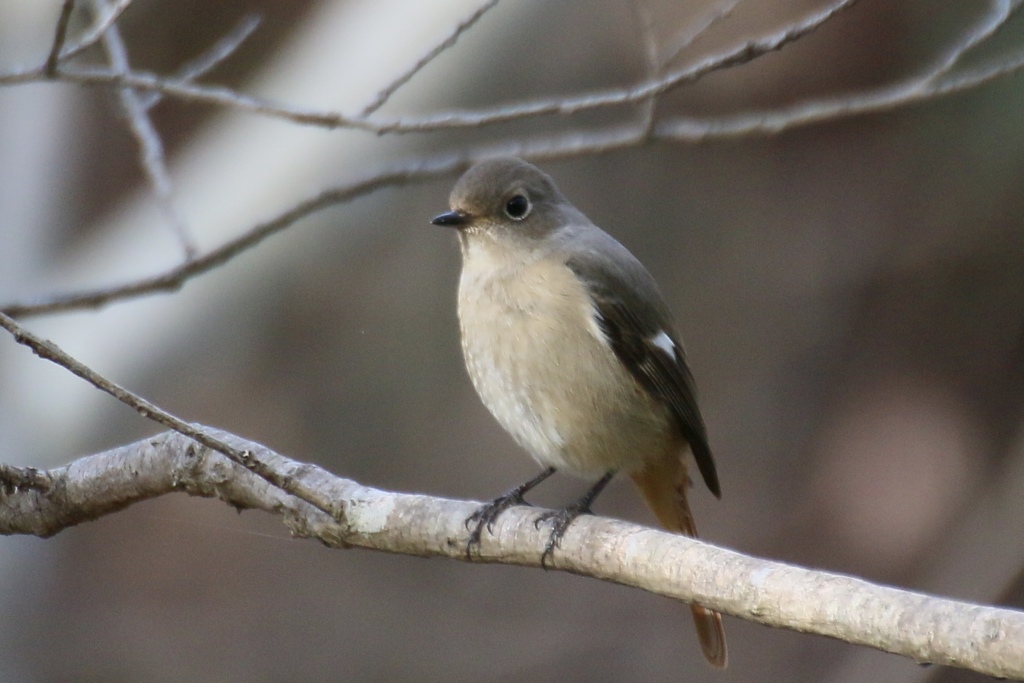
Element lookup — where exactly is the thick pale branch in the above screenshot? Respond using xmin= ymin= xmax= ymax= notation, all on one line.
xmin=3 ymin=3 xmax=1023 ymax=677
xmin=1 ymin=429 xmax=1022 ymax=679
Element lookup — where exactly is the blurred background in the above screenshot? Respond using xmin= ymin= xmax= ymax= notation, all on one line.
xmin=1 ymin=0 xmax=1023 ymax=681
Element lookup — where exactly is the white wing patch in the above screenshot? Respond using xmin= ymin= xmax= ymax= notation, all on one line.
xmin=584 ymin=301 xmax=610 ymax=347
xmin=650 ymin=330 xmax=676 ymax=359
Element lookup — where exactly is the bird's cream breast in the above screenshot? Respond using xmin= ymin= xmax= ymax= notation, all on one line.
xmin=457 ymin=246 xmax=674 ymax=475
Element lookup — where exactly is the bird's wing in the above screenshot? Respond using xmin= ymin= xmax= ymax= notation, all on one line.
xmin=565 ymin=251 xmax=720 ymax=498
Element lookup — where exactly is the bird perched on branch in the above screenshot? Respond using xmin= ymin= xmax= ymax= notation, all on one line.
xmin=432 ymin=157 xmax=726 ymax=668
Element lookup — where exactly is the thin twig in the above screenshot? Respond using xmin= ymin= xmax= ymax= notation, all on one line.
xmin=367 ymin=0 xmax=859 ymax=133
xmin=10 ymin=0 xmax=1023 ymax=141
xmin=0 ymin=312 xmax=339 ymax=520
xmin=1 ymin=0 xmax=858 ymax=134
xmin=0 ymin=1 xmax=1020 ymax=320
xmin=8 ymin=20 xmax=1018 ymax=146
xmin=7 ymin=3 xmax=1024 ymax=324
xmin=931 ymin=43 xmax=1024 ymax=95
xmin=654 ymin=26 xmax=1024 ymax=139
xmin=39 ymin=65 xmax=367 ymax=128
xmin=629 ymin=0 xmax=660 ymax=136
xmin=653 ymin=0 xmax=1024 ymax=140
xmin=60 ymin=0 xmax=134 ymax=61
xmin=0 ymin=129 xmax=669 ymax=318
xmin=663 ymin=0 xmax=742 ymax=66
xmin=95 ymin=0 xmax=196 ymax=260
xmin=44 ymin=0 xmax=77 ymax=75
xmin=359 ymin=0 xmax=500 ymax=116
xmin=924 ymin=0 xmax=1019 ymax=80
xmin=138 ymin=13 xmax=262 ymax=111
xmin=0 ymin=155 xmax=474 ymax=318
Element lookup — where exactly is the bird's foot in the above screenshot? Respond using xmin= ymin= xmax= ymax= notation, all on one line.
xmin=534 ymin=500 xmax=592 ymax=569
xmin=463 ymin=467 xmax=557 ymax=560
xmin=464 ymin=491 xmax=530 ymax=559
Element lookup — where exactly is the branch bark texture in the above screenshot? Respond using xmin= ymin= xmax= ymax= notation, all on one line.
xmin=1 ymin=429 xmax=1021 ymax=679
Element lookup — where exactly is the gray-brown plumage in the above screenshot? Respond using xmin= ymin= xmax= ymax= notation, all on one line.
xmin=432 ymin=157 xmax=726 ymax=668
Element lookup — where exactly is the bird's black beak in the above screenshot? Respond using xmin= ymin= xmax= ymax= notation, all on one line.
xmin=431 ymin=210 xmax=470 ymax=228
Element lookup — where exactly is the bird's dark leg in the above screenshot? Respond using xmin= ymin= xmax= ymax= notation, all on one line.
xmin=535 ymin=470 xmax=617 ymax=568
xmin=465 ymin=466 xmax=556 ymax=558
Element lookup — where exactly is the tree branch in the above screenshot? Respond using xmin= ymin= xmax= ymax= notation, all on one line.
xmin=653 ymin=44 xmax=1024 ymax=141
xmin=0 ymin=129 xmax=658 ymax=318
xmin=358 ymin=0 xmax=500 ymax=117
xmin=4 ymin=0 xmax=1022 ymax=148
xmin=0 ymin=311 xmax=339 ymax=520
xmin=94 ymin=0 xmax=196 ymax=260
xmin=1 ymin=0 xmax=859 ymax=134
xmin=367 ymin=0 xmax=859 ymax=133
xmin=655 ymin=0 xmax=1024 ymax=140
xmin=135 ymin=13 xmax=261 ymax=111
xmin=663 ymin=0 xmax=742 ymax=65
xmin=0 ymin=153 xmax=473 ymax=318
xmin=1 ymin=428 xmax=1022 ymax=678
xmin=5 ymin=2 xmax=1024 ymax=678
xmin=59 ymin=0 xmax=135 ymax=61
xmin=44 ymin=0 xmax=77 ymax=76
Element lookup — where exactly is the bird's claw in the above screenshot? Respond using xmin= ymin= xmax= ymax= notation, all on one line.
xmin=464 ymin=491 xmax=528 ymax=559
xmin=534 ymin=502 xmax=592 ymax=569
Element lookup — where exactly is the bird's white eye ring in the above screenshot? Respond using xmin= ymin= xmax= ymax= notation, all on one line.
xmin=504 ymin=193 xmax=531 ymax=221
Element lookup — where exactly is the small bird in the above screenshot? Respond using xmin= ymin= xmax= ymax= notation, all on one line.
xmin=432 ymin=157 xmax=726 ymax=668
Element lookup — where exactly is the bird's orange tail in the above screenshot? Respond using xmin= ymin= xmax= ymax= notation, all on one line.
xmin=630 ymin=453 xmax=727 ymax=669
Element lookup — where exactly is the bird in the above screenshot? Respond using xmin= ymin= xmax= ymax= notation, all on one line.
xmin=431 ymin=157 xmax=726 ymax=668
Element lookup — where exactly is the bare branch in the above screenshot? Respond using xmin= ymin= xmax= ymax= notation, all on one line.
xmin=137 ymin=13 xmax=262 ymax=111
xmin=8 ymin=0 xmax=1024 ymax=147
xmin=654 ymin=45 xmax=1024 ymax=140
xmin=1 ymin=429 xmax=1023 ymax=678
xmin=0 ymin=154 xmax=477 ymax=317
xmin=655 ymin=0 xmax=1024 ymax=140
xmin=0 ymin=312 xmax=338 ymax=519
xmin=359 ymin=0 xmax=500 ymax=117
xmin=44 ymin=0 xmax=77 ymax=75
xmin=628 ymin=0 xmax=660 ymax=135
xmin=45 ymin=64 xmax=367 ymax=128
xmin=663 ymin=0 xmax=742 ymax=66
xmin=95 ymin=0 xmax=196 ymax=259
xmin=931 ymin=44 xmax=1024 ymax=95
xmin=925 ymin=0 xmax=1021 ymax=80
xmin=368 ymin=0 xmax=859 ymax=133
xmin=0 ymin=0 xmax=858 ymax=134
xmin=0 ymin=126 xmax=680 ymax=318
xmin=59 ymin=0 xmax=135 ymax=61
xmin=5 ymin=0 xmax=1024 ymax=322
xmin=4 ymin=2 xmax=1024 ymax=677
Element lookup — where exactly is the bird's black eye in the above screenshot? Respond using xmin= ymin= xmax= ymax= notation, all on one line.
xmin=504 ymin=193 xmax=531 ymax=220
